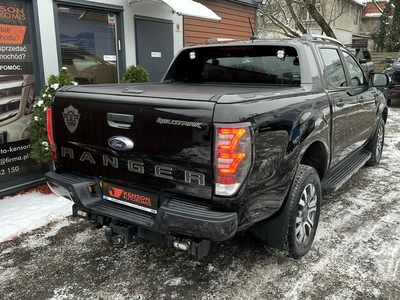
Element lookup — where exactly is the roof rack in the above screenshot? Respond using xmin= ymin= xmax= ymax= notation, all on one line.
xmin=301 ymin=34 xmax=344 ymax=47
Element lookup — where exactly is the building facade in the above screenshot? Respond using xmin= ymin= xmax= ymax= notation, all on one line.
xmin=37 ymin=0 xmax=259 ymax=84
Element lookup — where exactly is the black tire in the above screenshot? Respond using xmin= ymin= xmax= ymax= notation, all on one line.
xmin=366 ymin=118 xmax=385 ymax=166
xmin=284 ymin=164 xmax=321 ymax=259
xmin=387 ymin=99 xmax=391 ymax=106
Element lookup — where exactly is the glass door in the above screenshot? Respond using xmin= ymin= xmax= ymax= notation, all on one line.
xmin=57 ymin=6 xmax=119 ymax=84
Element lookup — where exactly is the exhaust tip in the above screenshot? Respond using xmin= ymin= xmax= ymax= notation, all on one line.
xmin=173 ymin=239 xmax=191 ymax=251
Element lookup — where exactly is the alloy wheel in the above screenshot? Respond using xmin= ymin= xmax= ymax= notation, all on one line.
xmin=376 ymin=123 xmax=384 ymax=162
xmin=295 ymin=183 xmax=318 ymax=245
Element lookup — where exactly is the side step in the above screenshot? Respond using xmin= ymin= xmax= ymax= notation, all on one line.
xmin=322 ymin=150 xmax=371 ymax=192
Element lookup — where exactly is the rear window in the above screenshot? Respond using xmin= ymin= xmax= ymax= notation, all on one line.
xmin=165 ymin=45 xmax=301 ymax=85
xmin=350 ymin=48 xmax=371 ymax=62
xmin=393 ymin=72 xmax=400 ymax=84
xmin=362 ymin=50 xmax=371 ymax=60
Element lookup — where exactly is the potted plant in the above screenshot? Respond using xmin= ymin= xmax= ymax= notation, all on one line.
xmin=121 ymin=65 xmax=150 ymax=83
xmin=29 ymin=67 xmax=76 ymax=163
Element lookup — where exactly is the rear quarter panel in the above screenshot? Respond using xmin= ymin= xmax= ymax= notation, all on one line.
xmin=213 ymin=90 xmax=331 ymax=228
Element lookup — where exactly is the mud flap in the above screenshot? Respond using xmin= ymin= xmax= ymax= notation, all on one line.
xmin=249 ymin=164 xmax=300 ymax=250
xmin=249 ymin=195 xmax=291 ymax=250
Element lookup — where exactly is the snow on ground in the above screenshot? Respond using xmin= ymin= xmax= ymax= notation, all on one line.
xmin=0 ymin=192 xmax=72 ymax=243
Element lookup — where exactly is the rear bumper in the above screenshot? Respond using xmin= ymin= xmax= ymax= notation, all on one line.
xmin=386 ymin=85 xmax=400 ymax=99
xmin=45 ymin=171 xmax=238 ymax=242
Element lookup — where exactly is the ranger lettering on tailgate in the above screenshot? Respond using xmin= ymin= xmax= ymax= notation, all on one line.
xmin=60 ymin=147 xmax=206 ymax=186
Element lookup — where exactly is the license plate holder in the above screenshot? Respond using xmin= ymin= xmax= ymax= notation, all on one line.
xmin=102 ymin=182 xmax=159 ymax=214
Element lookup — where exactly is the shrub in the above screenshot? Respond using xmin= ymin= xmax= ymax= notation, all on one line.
xmin=29 ymin=67 xmax=76 ymax=163
xmin=121 ymin=65 xmax=150 ymax=83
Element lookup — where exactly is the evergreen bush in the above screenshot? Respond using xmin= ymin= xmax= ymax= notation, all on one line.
xmin=29 ymin=67 xmax=76 ymax=163
xmin=121 ymin=65 xmax=150 ymax=83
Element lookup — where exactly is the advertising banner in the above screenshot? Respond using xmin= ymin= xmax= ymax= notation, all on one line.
xmin=0 ymin=0 xmax=43 ymax=194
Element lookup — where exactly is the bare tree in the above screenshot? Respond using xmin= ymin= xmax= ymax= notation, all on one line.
xmin=258 ymin=0 xmax=303 ymax=38
xmin=259 ymin=0 xmax=350 ymax=39
xmin=371 ymin=0 xmax=384 ymax=13
xmin=285 ymin=0 xmax=307 ymax=34
xmin=304 ymin=0 xmax=337 ymax=38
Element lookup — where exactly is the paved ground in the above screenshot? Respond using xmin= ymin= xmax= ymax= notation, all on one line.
xmin=1 ymin=104 xmax=400 ymax=300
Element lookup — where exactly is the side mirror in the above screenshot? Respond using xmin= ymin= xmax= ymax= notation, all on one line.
xmin=371 ymin=73 xmax=390 ymax=87
xmin=359 ymin=58 xmax=367 ymax=64
xmin=386 ymin=57 xmax=395 ymax=64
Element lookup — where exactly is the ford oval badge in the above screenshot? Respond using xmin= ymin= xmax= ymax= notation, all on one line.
xmin=108 ymin=136 xmax=134 ymax=151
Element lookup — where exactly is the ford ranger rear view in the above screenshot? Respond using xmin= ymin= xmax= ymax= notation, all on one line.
xmin=46 ymin=34 xmax=389 ymax=259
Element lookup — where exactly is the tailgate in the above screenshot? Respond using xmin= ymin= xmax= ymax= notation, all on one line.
xmin=51 ymin=91 xmax=215 ymax=200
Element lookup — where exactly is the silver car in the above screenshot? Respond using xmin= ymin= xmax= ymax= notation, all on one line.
xmin=0 ymin=74 xmax=35 ymax=144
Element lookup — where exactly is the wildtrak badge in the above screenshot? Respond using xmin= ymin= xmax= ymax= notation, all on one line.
xmin=156 ymin=117 xmax=202 ymax=129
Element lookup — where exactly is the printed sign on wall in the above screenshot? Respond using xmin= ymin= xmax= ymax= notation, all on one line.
xmin=0 ymin=0 xmax=41 ymax=186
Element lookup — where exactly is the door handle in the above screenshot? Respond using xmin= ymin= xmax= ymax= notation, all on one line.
xmin=107 ymin=113 xmax=134 ymax=129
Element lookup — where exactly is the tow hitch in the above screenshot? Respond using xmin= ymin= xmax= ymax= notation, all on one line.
xmin=172 ymin=237 xmax=211 ymax=259
xmin=104 ymin=221 xmax=211 ymax=258
xmin=105 ymin=222 xmax=136 ymax=246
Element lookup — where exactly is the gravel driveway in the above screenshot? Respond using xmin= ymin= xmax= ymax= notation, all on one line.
xmin=1 ymin=105 xmax=400 ymax=300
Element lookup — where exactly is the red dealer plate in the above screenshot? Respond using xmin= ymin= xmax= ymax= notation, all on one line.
xmin=102 ymin=182 xmax=159 ymax=214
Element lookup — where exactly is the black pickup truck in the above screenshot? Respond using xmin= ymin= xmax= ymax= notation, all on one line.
xmin=46 ymin=34 xmax=389 ymax=259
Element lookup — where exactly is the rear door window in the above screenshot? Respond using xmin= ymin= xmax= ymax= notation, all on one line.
xmin=320 ymin=48 xmax=347 ymax=88
xmin=343 ymin=52 xmax=366 ymax=87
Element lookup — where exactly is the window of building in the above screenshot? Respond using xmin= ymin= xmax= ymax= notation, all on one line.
xmin=261 ymin=3 xmax=280 ymax=24
xmin=57 ymin=6 xmax=119 ymax=84
xmin=303 ymin=2 xmax=322 ymax=21
xmin=353 ymin=9 xmax=359 ymax=25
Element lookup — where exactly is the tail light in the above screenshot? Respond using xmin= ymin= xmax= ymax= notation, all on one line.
xmin=46 ymin=107 xmax=57 ymax=160
xmin=214 ymin=124 xmax=252 ymax=196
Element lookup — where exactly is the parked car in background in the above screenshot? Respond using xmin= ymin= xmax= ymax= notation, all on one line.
xmin=348 ymin=46 xmax=374 ymax=77
xmin=386 ymin=72 xmax=400 ymax=106
xmin=0 ymin=75 xmax=35 ymax=144
xmin=384 ymin=54 xmax=400 ymax=76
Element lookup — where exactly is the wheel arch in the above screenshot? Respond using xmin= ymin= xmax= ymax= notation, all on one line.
xmin=300 ymin=140 xmax=329 ymax=179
